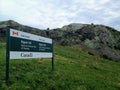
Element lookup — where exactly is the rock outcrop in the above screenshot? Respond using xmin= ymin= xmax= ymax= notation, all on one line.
xmin=0 ymin=20 xmax=120 ymax=61
xmin=50 ymin=24 xmax=120 ymax=61
xmin=0 ymin=20 xmax=48 ymax=37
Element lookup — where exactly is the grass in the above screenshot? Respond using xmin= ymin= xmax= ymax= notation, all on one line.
xmin=0 ymin=34 xmax=6 ymax=42
xmin=0 ymin=43 xmax=120 ymax=90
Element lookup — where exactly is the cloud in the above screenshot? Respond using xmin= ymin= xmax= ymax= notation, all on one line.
xmin=0 ymin=0 xmax=120 ymax=31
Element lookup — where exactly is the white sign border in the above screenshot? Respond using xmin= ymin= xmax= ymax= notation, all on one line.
xmin=10 ymin=29 xmax=52 ymax=44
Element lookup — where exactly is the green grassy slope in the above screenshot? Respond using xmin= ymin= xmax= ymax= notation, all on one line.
xmin=0 ymin=44 xmax=120 ymax=90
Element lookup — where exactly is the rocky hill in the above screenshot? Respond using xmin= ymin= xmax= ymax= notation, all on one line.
xmin=0 ymin=20 xmax=48 ymax=37
xmin=0 ymin=20 xmax=120 ymax=61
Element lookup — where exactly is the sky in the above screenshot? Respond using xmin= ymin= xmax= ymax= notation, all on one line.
xmin=0 ymin=0 xmax=120 ymax=31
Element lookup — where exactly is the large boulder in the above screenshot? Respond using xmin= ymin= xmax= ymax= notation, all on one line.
xmin=50 ymin=24 xmax=120 ymax=61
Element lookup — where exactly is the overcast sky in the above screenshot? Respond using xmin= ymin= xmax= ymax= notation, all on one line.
xmin=0 ymin=0 xmax=120 ymax=31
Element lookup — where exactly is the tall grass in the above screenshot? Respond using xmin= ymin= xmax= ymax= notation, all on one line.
xmin=0 ymin=44 xmax=120 ymax=90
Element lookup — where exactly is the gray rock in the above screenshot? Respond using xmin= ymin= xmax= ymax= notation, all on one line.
xmin=0 ymin=20 xmax=120 ymax=61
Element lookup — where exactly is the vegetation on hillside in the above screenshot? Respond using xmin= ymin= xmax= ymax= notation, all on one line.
xmin=0 ymin=43 xmax=120 ymax=90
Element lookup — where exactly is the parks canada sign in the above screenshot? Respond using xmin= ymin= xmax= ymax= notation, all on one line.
xmin=8 ymin=28 xmax=53 ymax=59
xmin=6 ymin=28 xmax=54 ymax=84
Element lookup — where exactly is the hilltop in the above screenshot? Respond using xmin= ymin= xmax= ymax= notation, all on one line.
xmin=0 ymin=20 xmax=120 ymax=61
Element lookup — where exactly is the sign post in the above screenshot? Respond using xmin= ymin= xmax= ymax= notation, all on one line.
xmin=6 ymin=27 xmax=10 ymax=84
xmin=6 ymin=28 xmax=54 ymax=84
xmin=52 ymin=40 xmax=54 ymax=71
